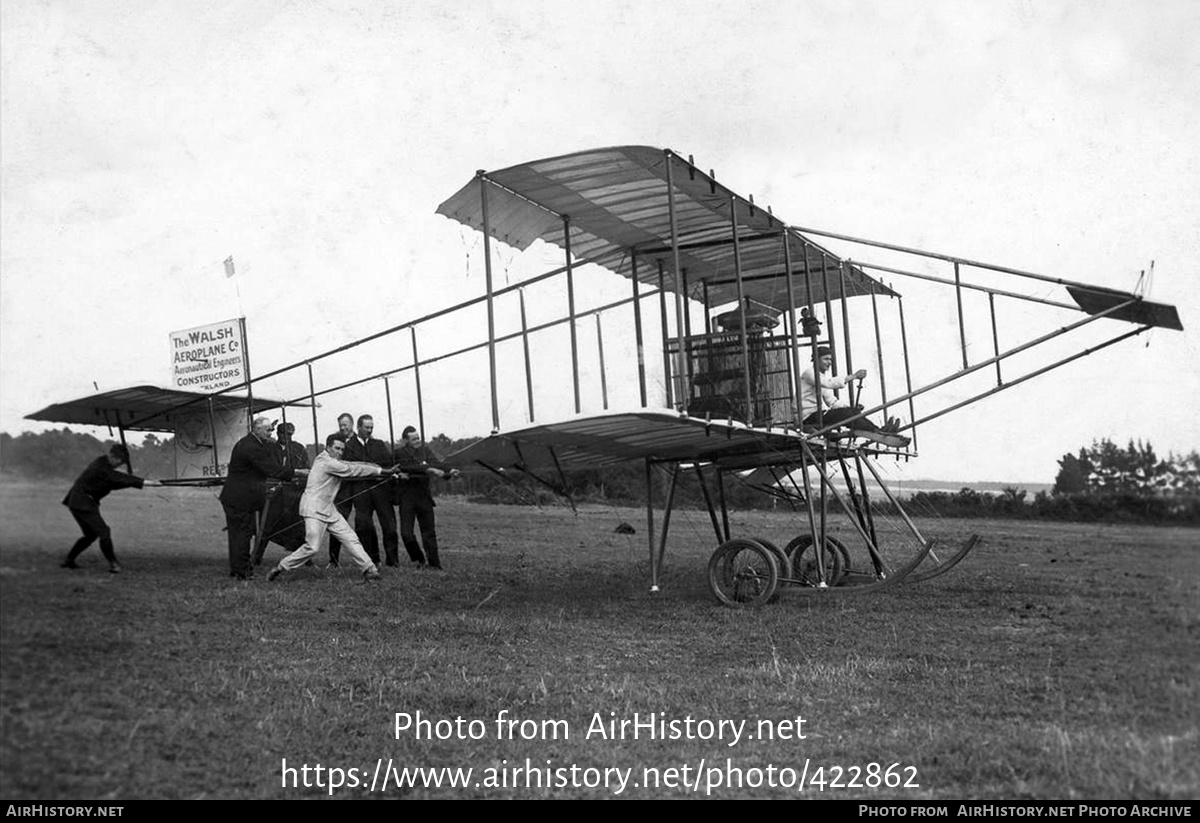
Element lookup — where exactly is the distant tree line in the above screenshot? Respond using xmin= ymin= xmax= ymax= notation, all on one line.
xmin=890 ymin=440 xmax=1199 ymax=524
xmin=1 ymin=429 xmax=177 ymax=480
xmin=895 ymin=485 xmax=1199 ymax=524
xmin=1053 ymin=438 xmax=1199 ymax=497
xmin=3 ymin=429 xmax=1196 ymax=524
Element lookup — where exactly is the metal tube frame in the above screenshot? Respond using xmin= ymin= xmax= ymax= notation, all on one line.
xmin=694 ymin=464 xmax=724 ymax=544
xmin=631 ymin=252 xmax=648 ymax=407
xmin=989 ymin=293 xmax=1002 ymax=386
xmin=789 ymin=223 xmax=1134 ymax=296
xmin=908 ymin=325 xmax=1150 ymax=429
xmin=716 ymin=466 xmax=730 ymax=541
xmin=897 ymin=297 xmax=918 ymax=453
xmin=276 ymin=290 xmax=660 ymax=407
xmin=665 ymin=151 xmax=689 ymax=412
xmin=838 ymin=261 xmax=855 ymax=401
xmin=478 ymin=172 xmax=500 ymax=433
xmin=564 ymin=215 xmax=581 ymax=414
xmin=854 ymin=259 xmax=1079 ymax=311
xmin=657 ymin=260 xmax=674 ymax=408
xmin=820 ymin=253 xmax=835 ymax=367
xmin=804 ymin=295 xmax=1142 ymax=439
xmin=731 ymin=198 xmax=754 ymax=425
xmin=782 ymin=234 xmax=801 ymax=426
xmin=954 ymin=261 xmax=968 ymax=369
xmin=239 ymin=317 xmax=253 ymax=432
xmin=859 ymin=454 xmax=929 ymax=547
xmin=410 ymin=327 xmax=425 ymax=441
xmin=798 ymin=441 xmax=888 ymax=577
xmin=870 ymin=281 xmax=889 ymax=418
xmin=645 ymin=459 xmax=657 ymax=591
xmin=306 ymin=364 xmax=320 ymax=452
xmin=519 ymin=289 xmax=535 ymax=422
xmin=595 ymin=313 xmax=609 ymax=410
xmin=794 ymin=447 xmax=824 ymax=584
xmin=656 ymin=463 xmax=680 ymax=584
xmin=207 ymin=397 xmax=221 ymax=476
xmin=384 ymin=375 xmax=395 ymax=450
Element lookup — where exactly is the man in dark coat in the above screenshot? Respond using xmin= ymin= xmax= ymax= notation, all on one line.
xmin=343 ymin=414 xmax=398 ymax=565
xmin=62 ymin=443 xmax=161 ymax=573
xmin=219 ymin=416 xmax=297 ymax=579
xmin=273 ymin=422 xmax=310 ymax=471
xmin=252 ymin=421 xmax=309 ymax=565
xmin=394 ymin=426 xmax=459 ymax=570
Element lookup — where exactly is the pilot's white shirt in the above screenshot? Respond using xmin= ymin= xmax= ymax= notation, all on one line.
xmin=799 ymin=367 xmax=853 ymax=415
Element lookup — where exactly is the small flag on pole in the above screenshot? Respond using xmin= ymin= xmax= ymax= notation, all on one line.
xmin=223 ymin=256 xmax=235 ymax=278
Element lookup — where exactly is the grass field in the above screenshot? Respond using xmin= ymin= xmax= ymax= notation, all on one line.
xmin=0 ymin=479 xmax=1196 ymax=799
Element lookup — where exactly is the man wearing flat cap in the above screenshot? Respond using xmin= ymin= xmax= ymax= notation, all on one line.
xmin=274 ymin=422 xmax=310 ymax=472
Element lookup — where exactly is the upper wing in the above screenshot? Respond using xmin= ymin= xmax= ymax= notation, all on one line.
xmin=437 ymin=145 xmax=895 ymax=310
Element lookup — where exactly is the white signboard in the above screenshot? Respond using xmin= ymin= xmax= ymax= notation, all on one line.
xmin=170 ymin=318 xmax=248 ymax=392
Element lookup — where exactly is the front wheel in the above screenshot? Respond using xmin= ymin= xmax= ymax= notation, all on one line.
xmin=708 ymin=539 xmax=779 ymax=608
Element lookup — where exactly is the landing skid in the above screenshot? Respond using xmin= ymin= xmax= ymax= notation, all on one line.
xmin=905 ymin=534 xmax=981 ymax=584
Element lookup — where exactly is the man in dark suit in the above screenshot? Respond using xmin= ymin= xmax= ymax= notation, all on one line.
xmin=219 ymin=416 xmax=297 ymax=579
xmin=326 ymin=412 xmax=356 ymax=567
xmin=61 ymin=444 xmax=161 ymax=573
xmin=274 ymin=422 xmax=310 ymax=471
xmin=253 ymin=421 xmax=309 ymax=565
xmin=394 ymin=425 xmax=459 ymax=570
xmin=343 ymin=414 xmax=398 ymax=565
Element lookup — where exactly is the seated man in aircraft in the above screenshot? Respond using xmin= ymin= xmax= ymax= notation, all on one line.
xmin=799 ymin=346 xmax=910 ymax=448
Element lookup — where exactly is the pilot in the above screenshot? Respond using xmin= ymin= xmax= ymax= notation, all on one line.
xmin=799 ymin=346 xmax=909 ymax=448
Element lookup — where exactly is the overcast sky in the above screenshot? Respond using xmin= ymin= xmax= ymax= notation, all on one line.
xmin=2 ymin=0 xmax=1197 ymax=483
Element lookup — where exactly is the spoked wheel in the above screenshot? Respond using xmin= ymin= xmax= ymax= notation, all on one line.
xmin=752 ymin=536 xmax=792 ymax=581
xmin=784 ymin=534 xmax=851 ymax=587
xmin=708 ymin=539 xmax=779 ymax=608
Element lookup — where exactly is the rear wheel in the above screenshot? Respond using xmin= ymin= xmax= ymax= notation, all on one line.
xmin=784 ymin=534 xmax=850 ymax=587
xmin=708 ymin=539 xmax=779 ymax=608
xmin=752 ymin=536 xmax=792 ymax=581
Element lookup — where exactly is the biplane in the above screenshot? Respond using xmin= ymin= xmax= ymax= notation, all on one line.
xmin=28 ymin=147 xmax=1184 ymax=605
xmin=427 ymin=146 xmax=1183 ymax=605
